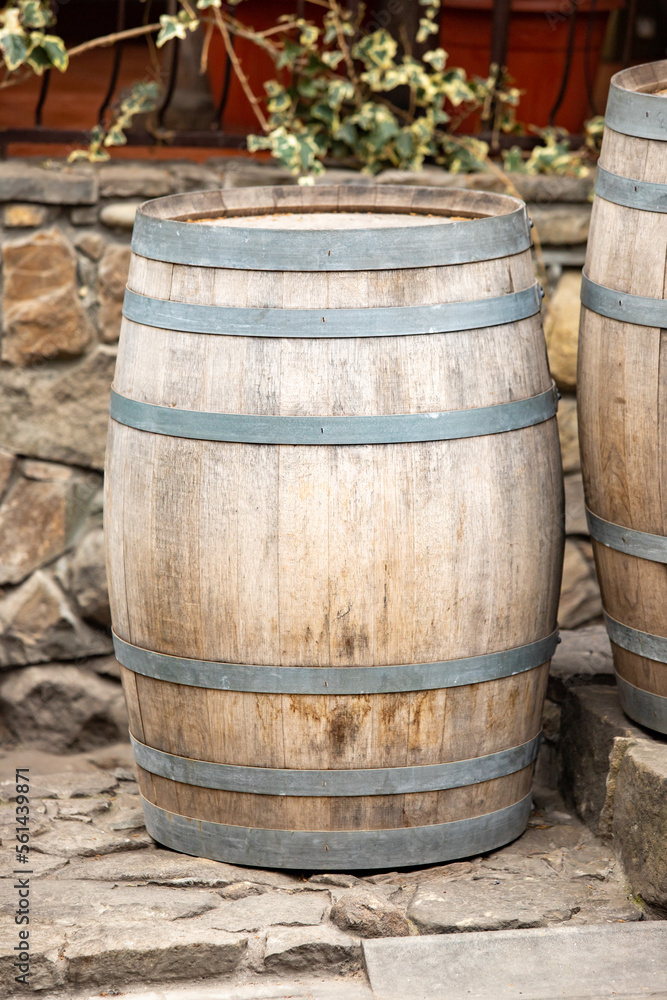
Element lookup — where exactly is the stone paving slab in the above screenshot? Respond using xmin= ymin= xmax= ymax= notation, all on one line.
xmin=363 ymin=923 xmax=667 ymax=1000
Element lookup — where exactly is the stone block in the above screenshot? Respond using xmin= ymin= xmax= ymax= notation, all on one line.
xmin=99 ymin=201 xmax=141 ymax=229
xmin=3 ymin=203 xmax=49 ymax=227
xmin=97 ymin=243 xmax=131 ymax=343
xmin=74 ymin=231 xmax=106 ymax=261
xmin=1 ymin=228 xmax=94 ymax=365
xmin=407 ymin=880 xmax=574 ymax=933
xmin=31 ymin=824 xmax=151 ymax=858
xmin=98 ymin=164 xmax=173 ymax=199
xmin=0 ymin=921 xmax=67 ymax=995
xmin=557 ymin=394 xmax=580 ymax=474
xmin=564 ymin=472 xmax=587 ymax=535
xmin=527 ymin=204 xmax=591 ymax=245
xmin=56 ymin=526 xmax=110 ymax=625
xmin=613 ymin=740 xmax=667 ymax=912
xmin=169 ymin=162 xmax=225 ymax=190
xmin=0 ymin=449 xmax=14 ymax=501
xmin=65 ymin=923 xmax=247 ymax=986
xmin=0 ymin=346 xmax=116 ymax=469
xmin=0 ymin=463 xmax=98 ymax=586
xmin=0 ymin=161 xmax=97 ymax=204
xmin=12 ymin=772 xmax=118 ymax=800
xmin=330 ymin=887 xmax=410 ymax=938
xmin=0 ymin=663 xmax=126 ymax=751
xmin=559 ymin=684 xmax=645 ymax=834
xmin=544 ymin=270 xmax=582 ymax=391
xmin=558 ymin=538 xmax=602 ymax=629
xmin=263 ymin=924 xmax=362 ymax=974
xmin=0 ymin=571 xmax=113 ymax=667
xmin=208 ymin=890 xmax=328 ymax=932
xmin=70 ymin=206 xmax=99 ymax=226
xmin=549 ymin=625 xmax=615 ymax=700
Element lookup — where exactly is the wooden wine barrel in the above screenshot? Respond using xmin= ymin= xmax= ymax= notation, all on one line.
xmin=578 ymin=61 xmax=667 ymax=735
xmin=106 ymin=184 xmax=563 ymax=870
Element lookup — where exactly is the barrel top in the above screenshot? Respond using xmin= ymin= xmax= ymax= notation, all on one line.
xmin=131 ymin=184 xmax=532 ymax=272
xmin=606 ymin=60 xmax=667 ymax=141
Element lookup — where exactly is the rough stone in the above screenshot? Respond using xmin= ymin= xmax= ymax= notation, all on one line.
xmin=559 ymin=685 xmax=645 ymax=834
xmin=1 ymin=228 xmax=95 ymax=365
xmin=544 ymin=270 xmax=582 ymax=391
xmin=0 ymin=345 xmax=116 ymax=469
xmin=0 ymin=161 xmax=97 ymax=204
xmin=0 ymin=879 xmax=220 ymax=927
xmin=208 ymin=891 xmax=328 ymax=932
xmin=0 ymin=571 xmax=113 ymax=667
xmin=0 ymin=920 xmax=67 ymax=994
xmin=98 ymin=163 xmax=173 ymax=198
xmin=3 ymin=203 xmax=49 ymax=227
xmin=97 ymin=243 xmax=131 ymax=342
xmin=74 ymin=231 xmax=106 ymax=261
xmin=169 ymin=161 xmax=224 ymax=190
xmin=0 ymin=463 xmax=98 ymax=586
xmin=309 ymin=873 xmax=363 ymax=888
xmin=87 ymin=654 xmax=121 ymax=679
xmin=613 ymin=740 xmax=667 ymax=912
xmin=66 ymin=923 xmax=247 ymax=986
xmin=408 ymin=879 xmax=574 ymax=933
xmin=330 ymin=887 xmax=410 ymax=938
xmin=557 ymin=538 xmax=602 ymax=629
xmin=58 ymin=850 xmax=304 ymax=890
xmin=218 ymin=881 xmax=268 ymax=900
xmin=527 ymin=204 xmax=591 ymax=245
xmin=549 ymin=625 xmax=614 ymax=699
xmin=70 ymin=205 xmax=99 ymax=226
xmin=32 ymin=823 xmax=151 ymax=857
xmin=100 ymin=201 xmax=142 ymax=229
xmin=564 ymin=472 xmax=587 ymax=536
xmin=374 ymin=168 xmax=594 ymax=203
xmin=263 ymin=924 xmax=362 ymax=974
xmin=57 ymin=526 xmax=110 ymax=625
xmin=557 ymin=394 xmax=580 ymax=473
xmin=15 ymin=771 xmax=118 ymax=799
xmin=0 ymin=664 xmax=126 ymax=751
xmin=57 ymin=797 xmax=111 ymax=820
xmin=109 ymin=807 xmax=146 ymax=831
xmin=0 ymin=448 xmax=15 ymax=501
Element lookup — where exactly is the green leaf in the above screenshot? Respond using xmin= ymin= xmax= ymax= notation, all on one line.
xmin=0 ymin=29 xmax=28 ymax=71
xmin=40 ymin=34 xmax=68 ymax=71
xmin=103 ymin=124 xmax=129 ymax=147
xmin=24 ymin=43 xmax=51 ymax=73
xmin=326 ymin=78 xmax=355 ymax=109
xmin=196 ymin=0 xmax=221 ymax=7
xmin=352 ymin=29 xmax=397 ymax=71
xmin=423 ymin=47 xmax=447 ymax=72
xmin=18 ymin=0 xmax=53 ymax=29
xmin=156 ymin=11 xmax=197 ymax=46
xmin=320 ymin=49 xmax=344 ymax=69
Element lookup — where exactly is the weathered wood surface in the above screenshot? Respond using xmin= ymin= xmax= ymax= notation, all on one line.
xmin=106 ymin=187 xmax=562 ymax=854
xmin=578 ymin=62 xmax=667 ymax=708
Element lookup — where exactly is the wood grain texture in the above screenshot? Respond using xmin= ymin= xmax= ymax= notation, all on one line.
xmin=578 ymin=64 xmax=667 ymax=711
xmin=106 ymin=187 xmax=562 ymax=843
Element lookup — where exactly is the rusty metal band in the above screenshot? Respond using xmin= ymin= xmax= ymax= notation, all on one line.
xmin=140 ymin=793 xmax=533 ymax=870
xmin=615 ymin=675 xmax=667 ymax=735
xmin=113 ymin=629 xmax=558 ymax=695
xmin=595 ymin=165 xmax=667 ymax=213
xmin=109 ymin=385 xmax=558 ymax=446
xmin=587 ymin=507 xmax=667 ymax=563
xmin=130 ymin=732 xmax=541 ymax=797
xmin=122 ymin=283 xmax=543 ymax=339
xmin=580 ymin=274 xmax=667 ymax=328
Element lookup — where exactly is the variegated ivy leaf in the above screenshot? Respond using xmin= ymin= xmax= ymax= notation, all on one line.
xmin=18 ymin=0 xmax=53 ymax=29
xmin=295 ymin=19 xmax=319 ymax=48
xmin=423 ymin=47 xmax=447 ymax=72
xmin=352 ymin=29 xmax=397 ymax=71
xmin=40 ymin=34 xmax=68 ymax=71
xmin=24 ymin=41 xmax=51 ymax=73
xmin=156 ymin=12 xmax=198 ymax=47
xmin=196 ymin=0 xmax=221 ymax=7
xmin=0 ymin=27 xmax=28 ymax=70
xmin=320 ymin=49 xmax=344 ymax=69
xmin=326 ymin=78 xmax=355 ymax=109
xmin=416 ymin=17 xmax=439 ymax=44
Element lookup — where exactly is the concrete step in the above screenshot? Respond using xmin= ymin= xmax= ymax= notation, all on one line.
xmin=81 ymin=978 xmax=374 ymax=1000
xmin=363 ymin=922 xmax=667 ymax=1000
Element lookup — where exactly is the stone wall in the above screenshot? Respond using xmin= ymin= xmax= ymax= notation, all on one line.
xmin=0 ymin=157 xmax=597 ymax=749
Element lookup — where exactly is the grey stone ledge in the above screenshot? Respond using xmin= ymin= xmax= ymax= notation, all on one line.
xmin=0 ymin=162 xmax=97 ymax=205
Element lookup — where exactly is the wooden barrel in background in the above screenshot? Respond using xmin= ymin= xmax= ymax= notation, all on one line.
xmin=578 ymin=62 xmax=667 ymax=735
xmin=105 ymin=185 xmax=564 ymax=870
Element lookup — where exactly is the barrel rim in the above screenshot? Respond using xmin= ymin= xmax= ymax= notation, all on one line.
xmin=130 ymin=185 xmax=532 ymax=272
xmin=606 ymin=60 xmax=667 ymax=142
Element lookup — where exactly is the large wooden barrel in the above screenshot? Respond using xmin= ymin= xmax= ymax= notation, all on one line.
xmin=106 ymin=184 xmax=564 ymax=870
xmin=578 ymin=62 xmax=667 ymax=735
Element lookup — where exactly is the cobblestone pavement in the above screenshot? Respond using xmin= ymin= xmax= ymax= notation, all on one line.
xmin=0 ymin=742 xmax=645 ymax=999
